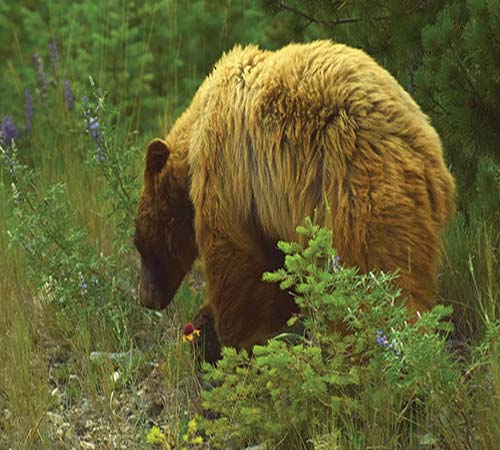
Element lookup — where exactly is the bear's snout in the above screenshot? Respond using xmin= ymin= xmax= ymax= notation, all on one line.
xmin=138 ymin=262 xmax=173 ymax=310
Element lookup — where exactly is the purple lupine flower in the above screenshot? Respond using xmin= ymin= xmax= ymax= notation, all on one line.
xmin=375 ymin=330 xmax=389 ymax=348
xmin=32 ymin=53 xmax=49 ymax=102
xmin=63 ymin=79 xmax=75 ymax=112
xmin=0 ymin=117 xmax=18 ymax=175
xmin=24 ymin=89 xmax=34 ymax=132
xmin=82 ymin=96 xmax=105 ymax=162
xmin=78 ymin=272 xmax=88 ymax=296
xmin=331 ymin=255 xmax=341 ymax=272
xmin=48 ymin=39 xmax=59 ymax=77
xmin=376 ymin=330 xmax=401 ymax=355
xmin=0 ymin=116 xmax=18 ymax=148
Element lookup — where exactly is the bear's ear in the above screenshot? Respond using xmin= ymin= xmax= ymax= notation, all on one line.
xmin=145 ymin=138 xmax=169 ymax=175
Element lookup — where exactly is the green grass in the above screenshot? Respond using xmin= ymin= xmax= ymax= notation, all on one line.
xmin=0 ymin=194 xmax=205 ymax=448
xmin=439 ymin=212 xmax=500 ymax=342
xmin=0 ymin=238 xmax=50 ymax=447
xmin=0 ymin=78 xmax=205 ymax=449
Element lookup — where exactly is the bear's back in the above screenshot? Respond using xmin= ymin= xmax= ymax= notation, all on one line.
xmin=189 ymin=41 xmax=452 ymax=241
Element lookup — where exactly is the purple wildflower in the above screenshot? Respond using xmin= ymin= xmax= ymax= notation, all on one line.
xmin=375 ymin=330 xmax=389 ymax=348
xmin=48 ymin=39 xmax=59 ymax=77
xmin=0 ymin=117 xmax=18 ymax=175
xmin=32 ymin=53 xmax=48 ymax=102
xmin=82 ymin=96 xmax=105 ymax=162
xmin=331 ymin=255 xmax=341 ymax=272
xmin=24 ymin=89 xmax=34 ymax=132
xmin=78 ymin=272 xmax=88 ymax=296
xmin=63 ymin=80 xmax=75 ymax=112
xmin=376 ymin=330 xmax=401 ymax=355
xmin=0 ymin=116 xmax=18 ymax=148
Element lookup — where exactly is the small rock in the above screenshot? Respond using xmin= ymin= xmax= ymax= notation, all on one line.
xmin=81 ymin=398 xmax=90 ymax=412
xmin=90 ymin=350 xmax=142 ymax=365
xmin=80 ymin=442 xmax=95 ymax=449
xmin=50 ymin=387 xmax=63 ymax=405
xmin=111 ymin=371 xmax=120 ymax=383
xmin=3 ymin=409 xmax=11 ymax=420
xmin=84 ymin=419 xmax=93 ymax=430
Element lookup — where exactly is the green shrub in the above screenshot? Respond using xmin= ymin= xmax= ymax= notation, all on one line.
xmin=0 ymin=82 xmax=143 ymax=351
xmin=200 ymin=217 xmax=498 ymax=449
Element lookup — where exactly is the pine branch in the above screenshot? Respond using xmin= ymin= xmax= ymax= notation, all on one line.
xmin=276 ymin=1 xmax=389 ymax=27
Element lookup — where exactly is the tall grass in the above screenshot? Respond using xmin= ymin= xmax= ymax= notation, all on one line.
xmin=0 ymin=124 xmax=204 ymax=449
xmin=439 ymin=211 xmax=500 ymax=342
xmin=0 ymin=3 xmax=207 ymax=448
xmin=0 ymin=221 xmax=50 ymax=446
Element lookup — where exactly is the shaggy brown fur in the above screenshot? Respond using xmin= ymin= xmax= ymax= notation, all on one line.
xmin=135 ymin=41 xmax=456 ymax=350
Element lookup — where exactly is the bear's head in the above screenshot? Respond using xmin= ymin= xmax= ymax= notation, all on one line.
xmin=134 ymin=139 xmax=198 ymax=310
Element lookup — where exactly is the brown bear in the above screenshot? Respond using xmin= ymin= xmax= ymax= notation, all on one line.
xmin=134 ymin=40 xmax=455 ymax=352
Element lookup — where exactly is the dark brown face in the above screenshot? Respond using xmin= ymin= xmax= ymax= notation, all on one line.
xmin=134 ymin=139 xmax=198 ymax=310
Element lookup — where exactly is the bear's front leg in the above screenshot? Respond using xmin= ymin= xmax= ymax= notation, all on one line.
xmin=191 ymin=304 xmax=221 ymax=364
xmin=199 ymin=234 xmax=298 ymax=350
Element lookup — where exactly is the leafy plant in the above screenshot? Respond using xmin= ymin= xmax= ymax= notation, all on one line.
xmin=201 ymin=218 xmax=462 ymax=449
xmin=0 ymin=81 xmax=141 ymax=349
